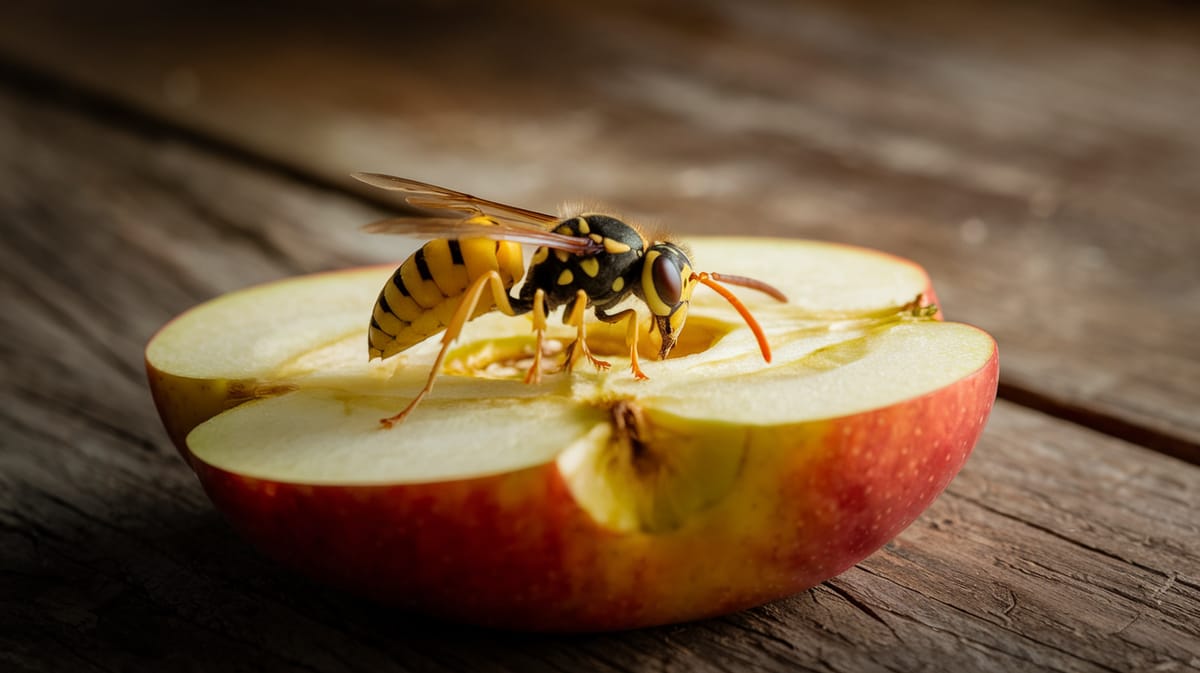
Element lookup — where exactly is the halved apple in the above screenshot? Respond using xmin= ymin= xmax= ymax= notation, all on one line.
xmin=146 ymin=238 xmax=997 ymax=631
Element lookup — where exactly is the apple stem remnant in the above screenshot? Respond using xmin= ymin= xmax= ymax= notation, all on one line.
xmin=781 ymin=294 xmax=939 ymax=340
xmin=611 ymin=399 xmax=649 ymax=464
xmin=799 ymin=294 xmax=937 ymax=323
xmin=857 ymin=295 xmax=939 ymax=330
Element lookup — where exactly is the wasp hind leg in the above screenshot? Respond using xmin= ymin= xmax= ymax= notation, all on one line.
xmin=563 ymin=289 xmax=611 ymax=373
xmin=524 ymin=288 xmax=548 ymax=385
xmin=380 ymin=270 xmax=529 ymax=429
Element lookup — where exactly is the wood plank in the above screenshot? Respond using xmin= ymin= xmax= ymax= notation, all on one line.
xmin=0 ymin=1 xmax=1196 ymax=457
xmin=1 ymin=68 xmax=1197 ymax=673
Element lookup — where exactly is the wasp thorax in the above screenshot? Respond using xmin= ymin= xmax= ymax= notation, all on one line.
xmin=521 ymin=214 xmax=645 ymax=312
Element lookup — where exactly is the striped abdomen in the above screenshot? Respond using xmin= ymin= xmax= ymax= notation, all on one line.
xmin=369 ymin=238 xmax=526 ymax=360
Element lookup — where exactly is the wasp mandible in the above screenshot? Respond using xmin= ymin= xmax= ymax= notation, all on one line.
xmin=354 ymin=173 xmax=788 ymax=428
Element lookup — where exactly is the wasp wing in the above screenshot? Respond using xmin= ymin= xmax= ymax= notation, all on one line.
xmin=362 ymin=217 xmax=602 ymax=255
xmin=352 ymin=173 xmax=559 ymax=229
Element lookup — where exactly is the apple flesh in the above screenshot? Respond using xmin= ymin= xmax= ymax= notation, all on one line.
xmin=146 ymin=238 xmax=998 ymax=631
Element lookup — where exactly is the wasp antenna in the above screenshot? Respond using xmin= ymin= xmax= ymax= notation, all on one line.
xmin=708 ymin=273 xmax=788 ymax=303
xmin=692 ymin=272 xmax=773 ymax=363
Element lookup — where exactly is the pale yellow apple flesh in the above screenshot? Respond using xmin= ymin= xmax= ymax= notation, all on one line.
xmin=146 ymin=238 xmax=998 ymax=630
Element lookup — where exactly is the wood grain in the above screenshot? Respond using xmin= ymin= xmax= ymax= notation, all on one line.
xmin=1 ymin=73 xmax=1197 ymax=672
xmin=0 ymin=1 xmax=1196 ymax=458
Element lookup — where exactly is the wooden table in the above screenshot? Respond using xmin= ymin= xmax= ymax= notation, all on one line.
xmin=3 ymin=2 xmax=1198 ymax=670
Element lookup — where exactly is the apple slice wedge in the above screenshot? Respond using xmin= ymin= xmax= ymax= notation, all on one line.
xmin=147 ymin=238 xmax=998 ymax=631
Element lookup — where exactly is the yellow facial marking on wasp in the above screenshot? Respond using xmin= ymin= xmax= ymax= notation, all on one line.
xmin=604 ymin=238 xmax=632 ymax=254
xmin=612 ymin=276 xmax=625 ymax=292
xmin=531 ymin=247 xmax=549 ymax=265
xmin=580 ymin=257 xmax=600 ymax=278
xmin=589 ymin=233 xmax=604 ymax=243
xmin=641 ymin=250 xmax=673 ymax=316
xmin=556 ymin=225 xmax=573 ymax=236
xmin=681 ymin=264 xmax=695 ymax=290
xmin=576 ymin=217 xmax=589 ymax=234
xmin=557 ymin=269 xmax=574 ymax=285
xmin=669 ymin=305 xmax=689 ymax=333
xmin=555 ymin=249 xmax=570 ymax=263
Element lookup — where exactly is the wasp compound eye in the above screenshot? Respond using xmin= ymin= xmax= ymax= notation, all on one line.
xmin=651 ymin=254 xmax=683 ymax=307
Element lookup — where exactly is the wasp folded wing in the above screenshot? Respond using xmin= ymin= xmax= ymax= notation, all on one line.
xmin=362 ymin=216 xmax=603 ymax=255
xmin=352 ymin=173 xmax=559 ymax=228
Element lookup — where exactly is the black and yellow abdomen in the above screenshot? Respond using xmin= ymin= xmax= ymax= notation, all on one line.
xmin=368 ymin=238 xmax=525 ymax=360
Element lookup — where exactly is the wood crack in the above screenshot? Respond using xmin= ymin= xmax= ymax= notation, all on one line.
xmin=822 ymin=581 xmax=899 ymax=640
xmin=579 ymin=645 xmax=675 ymax=673
xmin=951 ymin=491 xmax=1186 ymax=590
xmin=997 ymin=382 xmax=1200 ymax=466
xmin=713 ymin=613 xmax=799 ymax=654
xmin=855 ymin=565 xmax=1130 ymax=673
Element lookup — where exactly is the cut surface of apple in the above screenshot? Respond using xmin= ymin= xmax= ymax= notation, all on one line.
xmin=147 ymin=237 xmax=998 ymax=631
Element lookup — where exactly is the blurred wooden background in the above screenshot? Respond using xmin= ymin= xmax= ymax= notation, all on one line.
xmin=1 ymin=1 xmax=1197 ymax=671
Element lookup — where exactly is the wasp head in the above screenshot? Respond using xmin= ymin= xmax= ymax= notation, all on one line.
xmin=638 ymin=242 xmax=698 ymax=359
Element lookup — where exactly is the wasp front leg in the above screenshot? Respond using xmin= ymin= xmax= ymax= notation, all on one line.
xmin=595 ymin=307 xmax=648 ymax=380
xmin=562 ymin=289 xmax=611 ymax=373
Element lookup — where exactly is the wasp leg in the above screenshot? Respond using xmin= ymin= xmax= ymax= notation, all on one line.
xmin=563 ymin=289 xmax=611 ymax=373
xmin=524 ymin=288 xmax=548 ymax=385
xmin=595 ymin=307 xmax=647 ymax=380
xmin=380 ymin=270 xmax=527 ymax=429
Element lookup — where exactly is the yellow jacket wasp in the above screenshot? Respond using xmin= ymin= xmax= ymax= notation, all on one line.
xmin=355 ymin=173 xmax=788 ymax=427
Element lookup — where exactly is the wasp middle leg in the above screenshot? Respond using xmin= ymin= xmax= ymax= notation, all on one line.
xmin=562 ymin=289 xmax=611 ymax=374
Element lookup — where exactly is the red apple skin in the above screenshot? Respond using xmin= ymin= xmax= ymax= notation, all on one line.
xmin=188 ymin=344 xmax=997 ymax=632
